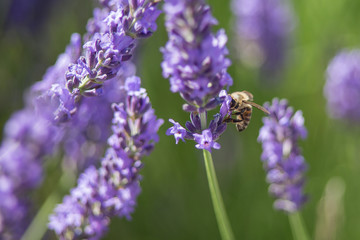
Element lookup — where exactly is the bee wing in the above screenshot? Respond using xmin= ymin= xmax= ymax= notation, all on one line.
xmin=243 ymin=101 xmax=270 ymax=115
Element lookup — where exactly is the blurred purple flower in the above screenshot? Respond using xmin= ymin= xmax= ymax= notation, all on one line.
xmin=85 ymin=8 xmax=112 ymax=42
xmin=0 ymin=33 xmax=81 ymax=238
xmin=61 ymin=64 xmax=135 ymax=171
xmin=232 ymin=0 xmax=294 ymax=76
xmin=4 ymin=0 xmax=57 ymax=32
xmin=49 ymin=76 xmax=163 ymax=239
xmin=22 ymin=0 xmax=161 ymax=124
xmin=258 ymin=98 xmax=307 ymax=213
xmin=324 ymin=50 xmax=360 ymax=121
xmin=28 ymin=33 xmax=82 ymax=123
xmin=1 ymin=1 xmax=160 ymax=238
xmin=0 ymin=110 xmax=61 ymax=238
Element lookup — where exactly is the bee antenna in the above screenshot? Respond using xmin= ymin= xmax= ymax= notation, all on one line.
xmin=243 ymin=100 xmax=270 ymax=115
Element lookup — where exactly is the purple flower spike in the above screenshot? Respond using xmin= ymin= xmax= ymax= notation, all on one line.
xmin=194 ymin=129 xmax=221 ymax=152
xmin=161 ymin=0 xmax=232 ymax=110
xmin=49 ymin=76 xmax=163 ymax=239
xmin=0 ymin=33 xmax=83 ymax=238
xmin=232 ymin=0 xmax=294 ymax=76
xmin=49 ymin=153 xmax=141 ymax=240
xmin=161 ymin=0 xmax=233 ymax=149
xmin=258 ymin=98 xmax=308 ymax=213
xmin=29 ymin=33 xmax=82 ymax=123
xmin=66 ymin=0 xmax=161 ymax=101
xmin=324 ymin=50 xmax=360 ymax=121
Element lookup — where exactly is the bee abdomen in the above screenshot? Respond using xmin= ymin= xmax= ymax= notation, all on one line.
xmin=236 ymin=122 xmax=248 ymax=132
xmin=236 ymin=106 xmax=252 ymax=132
xmin=243 ymin=108 xmax=252 ymax=118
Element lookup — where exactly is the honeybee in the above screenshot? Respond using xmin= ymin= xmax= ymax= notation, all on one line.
xmin=224 ymin=91 xmax=270 ymax=132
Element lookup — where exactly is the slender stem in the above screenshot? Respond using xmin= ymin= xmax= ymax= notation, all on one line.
xmin=289 ymin=212 xmax=310 ymax=240
xmin=202 ymin=149 xmax=235 ymax=240
xmin=20 ymin=191 xmax=60 ymax=240
xmin=21 ymin=168 xmax=77 ymax=240
xmin=200 ymin=111 xmax=207 ymax=130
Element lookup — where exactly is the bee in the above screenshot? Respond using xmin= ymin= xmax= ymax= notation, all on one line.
xmin=224 ymin=91 xmax=270 ymax=132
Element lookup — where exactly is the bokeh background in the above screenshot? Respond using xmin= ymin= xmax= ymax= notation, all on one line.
xmin=1 ymin=0 xmax=360 ymax=239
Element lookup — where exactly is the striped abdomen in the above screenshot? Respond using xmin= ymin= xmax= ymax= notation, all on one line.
xmin=236 ymin=106 xmax=252 ymax=132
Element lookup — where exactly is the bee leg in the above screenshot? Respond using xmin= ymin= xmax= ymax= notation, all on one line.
xmin=224 ymin=118 xmax=243 ymax=123
xmin=223 ymin=117 xmax=232 ymax=123
xmin=223 ymin=116 xmax=232 ymax=123
xmin=232 ymin=111 xmax=245 ymax=116
xmin=233 ymin=112 xmax=243 ymax=115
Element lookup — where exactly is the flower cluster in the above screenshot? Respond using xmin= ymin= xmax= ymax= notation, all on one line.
xmin=232 ymin=0 xmax=294 ymax=76
xmin=28 ymin=33 xmax=82 ymax=123
xmin=61 ymin=62 xmax=135 ymax=171
xmin=1 ymin=1 xmax=162 ymax=238
xmin=324 ymin=50 xmax=360 ymax=121
xmin=166 ymin=109 xmax=227 ymax=152
xmin=162 ymin=0 xmax=232 ymax=152
xmin=27 ymin=1 xmax=161 ymax=124
xmin=66 ymin=0 xmax=161 ymax=101
xmin=0 ymin=34 xmax=82 ymax=239
xmin=0 ymin=110 xmax=60 ymax=239
xmin=258 ymin=98 xmax=308 ymax=213
xmin=48 ymin=76 xmax=163 ymax=239
xmin=161 ymin=0 xmax=232 ymax=111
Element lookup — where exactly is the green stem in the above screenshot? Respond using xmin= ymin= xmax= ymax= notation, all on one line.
xmin=289 ymin=212 xmax=311 ymax=240
xmin=200 ymin=112 xmax=207 ymax=130
xmin=20 ymin=191 xmax=61 ymax=240
xmin=202 ymin=150 xmax=235 ymax=240
xmin=20 ymin=168 xmax=77 ymax=240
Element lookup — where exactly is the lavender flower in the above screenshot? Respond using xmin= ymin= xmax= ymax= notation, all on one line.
xmin=1 ymin=1 xmax=161 ymax=238
xmin=0 ymin=34 xmax=82 ymax=239
xmin=66 ymin=0 xmax=161 ymax=101
xmin=61 ymin=64 xmax=135 ymax=171
xmin=161 ymin=0 xmax=232 ymax=111
xmin=162 ymin=0 xmax=232 ymax=150
xmin=85 ymin=8 xmax=112 ymax=42
xmin=166 ymin=119 xmax=189 ymax=144
xmin=166 ymin=108 xmax=227 ymax=152
xmin=324 ymin=50 xmax=360 ymax=121
xmin=28 ymin=33 xmax=82 ymax=123
xmin=258 ymin=98 xmax=307 ymax=213
xmin=0 ymin=111 xmax=61 ymax=239
xmin=232 ymin=0 xmax=294 ymax=76
xmin=4 ymin=0 xmax=58 ymax=32
xmin=194 ymin=129 xmax=220 ymax=152
xmin=49 ymin=76 xmax=163 ymax=239
xmin=24 ymin=1 xmax=161 ymax=124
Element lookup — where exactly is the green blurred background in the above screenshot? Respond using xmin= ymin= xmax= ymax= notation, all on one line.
xmin=1 ymin=0 xmax=360 ymax=239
